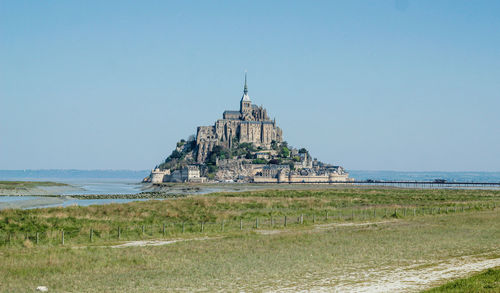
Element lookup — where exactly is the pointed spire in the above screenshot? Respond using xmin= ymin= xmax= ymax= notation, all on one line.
xmin=241 ymin=71 xmax=251 ymax=104
xmin=243 ymin=72 xmax=248 ymax=95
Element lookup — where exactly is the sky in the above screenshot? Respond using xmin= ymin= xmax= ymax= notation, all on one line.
xmin=1 ymin=0 xmax=499 ymax=171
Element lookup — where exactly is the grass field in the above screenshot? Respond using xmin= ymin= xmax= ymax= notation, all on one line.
xmin=424 ymin=267 xmax=500 ymax=292
xmin=0 ymin=187 xmax=499 ymax=292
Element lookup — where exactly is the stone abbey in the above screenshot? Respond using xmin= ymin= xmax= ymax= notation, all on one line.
xmin=147 ymin=74 xmax=351 ymax=184
xmin=196 ymin=74 xmax=283 ymax=162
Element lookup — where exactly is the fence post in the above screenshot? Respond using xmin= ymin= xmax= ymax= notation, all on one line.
xmin=240 ymin=219 xmax=243 ymax=230
xmin=300 ymin=214 xmax=303 ymax=224
xmin=36 ymin=232 xmax=39 ymax=245
xmin=162 ymin=223 xmax=166 ymax=237
xmin=182 ymin=222 xmax=185 ymax=233
xmin=326 ymin=211 xmax=329 ymax=221
xmin=118 ymin=227 xmax=121 ymax=239
xmin=373 ymin=209 xmax=376 ymax=218
xmin=255 ymin=218 xmax=259 ymax=229
xmin=90 ymin=228 xmax=93 ymax=242
xmin=221 ymin=220 xmax=224 ymax=232
xmin=201 ymin=222 xmax=204 ymax=233
xmin=413 ymin=208 xmax=416 ymax=217
xmin=61 ymin=230 xmax=65 ymax=246
xmin=404 ymin=208 xmax=407 ymax=217
xmin=313 ymin=214 xmax=316 ymax=224
xmin=142 ymin=225 xmax=145 ymax=236
xmin=284 ymin=216 xmax=287 ymax=227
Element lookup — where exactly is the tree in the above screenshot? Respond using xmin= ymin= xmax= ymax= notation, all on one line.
xmin=299 ymin=148 xmax=308 ymax=154
xmin=252 ymin=158 xmax=268 ymax=164
xmin=207 ymin=164 xmax=218 ymax=174
xmin=207 ymin=145 xmax=231 ymax=164
xmin=280 ymin=146 xmax=290 ymax=158
xmin=170 ymin=150 xmax=183 ymax=159
xmin=271 ymin=140 xmax=279 ymax=151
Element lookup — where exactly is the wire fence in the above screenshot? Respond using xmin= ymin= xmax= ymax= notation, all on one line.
xmin=0 ymin=202 xmax=497 ymax=247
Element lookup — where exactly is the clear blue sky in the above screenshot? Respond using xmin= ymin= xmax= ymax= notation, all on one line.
xmin=1 ymin=0 xmax=499 ymax=171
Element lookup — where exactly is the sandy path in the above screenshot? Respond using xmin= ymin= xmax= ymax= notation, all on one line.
xmin=109 ymin=236 xmax=219 ymax=248
xmin=102 ymin=220 xmax=399 ymax=247
xmin=275 ymin=253 xmax=500 ymax=292
xmin=257 ymin=220 xmax=399 ymax=235
xmin=80 ymin=219 xmax=499 ymax=292
xmin=257 ymin=220 xmax=500 ymax=292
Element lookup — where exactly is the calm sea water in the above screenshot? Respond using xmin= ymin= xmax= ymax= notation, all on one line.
xmin=2 ymin=169 xmax=500 ymax=193
xmin=348 ymin=170 xmax=500 ymax=183
xmin=0 ymin=170 xmax=150 ymax=209
xmin=1 ymin=169 xmax=499 ymax=209
xmin=0 ymin=169 xmax=150 ymax=195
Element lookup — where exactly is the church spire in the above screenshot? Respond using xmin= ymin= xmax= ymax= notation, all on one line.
xmin=243 ymin=72 xmax=248 ymax=95
xmin=241 ymin=72 xmax=251 ymax=102
xmin=240 ymin=72 xmax=251 ymax=112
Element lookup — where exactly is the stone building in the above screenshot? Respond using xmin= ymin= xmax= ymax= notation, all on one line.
xmin=151 ymin=165 xmax=205 ymax=183
xmin=253 ymin=167 xmax=352 ymax=184
xmin=196 ymin=74 xmax=283 ymax=162
xmin=261 ymin=164 xmax=290 ymax=178
xmin=150 ymin=168 xmax=171 ymax=184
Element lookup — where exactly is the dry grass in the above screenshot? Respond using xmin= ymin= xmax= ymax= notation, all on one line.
xmin=0 ymin=210 xmax=498 ymax=292
xmin=1 ymin=187 xmax=499 ymax=246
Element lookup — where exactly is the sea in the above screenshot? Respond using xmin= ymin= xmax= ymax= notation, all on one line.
xmin=1 ymin=169 xmax=499 ymax=209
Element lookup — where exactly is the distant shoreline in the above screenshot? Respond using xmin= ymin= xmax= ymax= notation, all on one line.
xmin=0 ymin=181 xmax=80 ymax=196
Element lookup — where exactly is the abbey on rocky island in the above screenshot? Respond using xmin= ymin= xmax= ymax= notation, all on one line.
xmin=146 ymin=74 xmax=351 ymax=184
xmin=196 ymin=74 xmax=282 ymax=162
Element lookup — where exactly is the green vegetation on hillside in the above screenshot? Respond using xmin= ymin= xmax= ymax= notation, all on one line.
xmin=158 ymin=138 xmax=196 ymax=170
xmin=157 ymin=138 xmax=305 ymax=173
